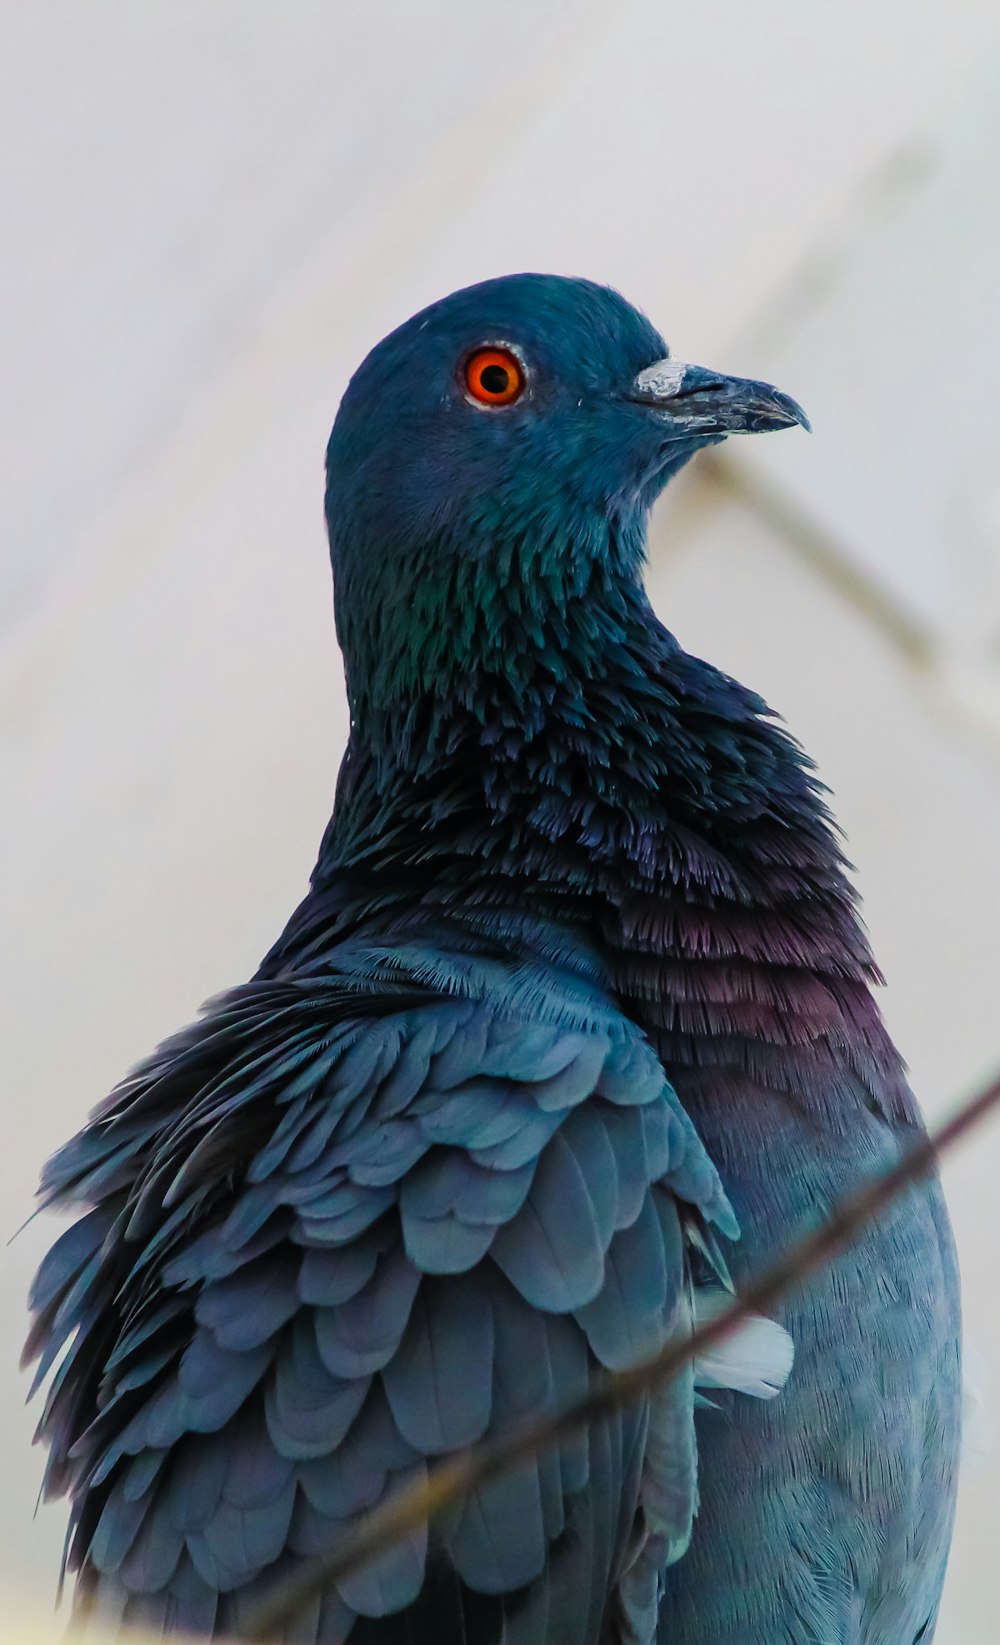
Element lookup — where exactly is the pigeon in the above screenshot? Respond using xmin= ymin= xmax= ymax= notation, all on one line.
xmin=26 ymin=273 xmax=960 ymax=1644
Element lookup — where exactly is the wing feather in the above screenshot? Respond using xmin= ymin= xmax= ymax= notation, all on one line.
xmin=27 ymin=964 xmax=746 ymax=1643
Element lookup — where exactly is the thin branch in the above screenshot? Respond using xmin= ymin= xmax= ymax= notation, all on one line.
xmin=244 ymin=1071 xmax=1000 ymax=1642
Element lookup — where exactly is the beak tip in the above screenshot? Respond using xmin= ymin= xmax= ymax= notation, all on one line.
xmin=770 ymin=391 xmax=811 ymax=436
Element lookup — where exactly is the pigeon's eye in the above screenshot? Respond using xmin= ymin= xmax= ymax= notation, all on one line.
xmin=464 ymin=347 xmax=525 ymax=407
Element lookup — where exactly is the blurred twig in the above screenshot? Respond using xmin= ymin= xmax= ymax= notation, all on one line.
xmin=245 ymin=1070 xmax=1000 ymax=1642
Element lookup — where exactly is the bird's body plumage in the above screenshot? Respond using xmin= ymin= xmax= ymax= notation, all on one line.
xmin=27 ymin=275 xmax=960 ymax=1643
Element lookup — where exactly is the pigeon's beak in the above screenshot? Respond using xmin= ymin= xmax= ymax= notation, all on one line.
xmin=628 ymin=358 xmax=810 ymax=437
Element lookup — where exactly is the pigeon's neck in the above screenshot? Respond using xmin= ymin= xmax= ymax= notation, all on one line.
xmin=334 ymin=513 xmax=646 ymax=749
xmin=262 ymin=564 xmax=913 ymax=1126
xmin=308 ymin=566 xmax=841 ymax=920
xmin=273 ymin=565 xmax=866 ymax=974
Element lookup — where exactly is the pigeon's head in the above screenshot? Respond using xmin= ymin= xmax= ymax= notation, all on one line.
xmin=325 ymin=274 xmax=807 ymax=708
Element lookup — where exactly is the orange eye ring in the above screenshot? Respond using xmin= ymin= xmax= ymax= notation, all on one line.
xmin=464 ymin=346 xmax=525 ymax=407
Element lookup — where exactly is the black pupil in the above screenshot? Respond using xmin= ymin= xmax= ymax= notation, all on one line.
xmin=479 ymin=362 xmax=510 ymax=395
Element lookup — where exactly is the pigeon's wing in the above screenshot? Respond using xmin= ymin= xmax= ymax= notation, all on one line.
xmin=26 ymin=970 xmax=777 ymax=1645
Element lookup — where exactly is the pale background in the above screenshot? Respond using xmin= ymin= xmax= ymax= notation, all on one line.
xmin=2 ymin=3 xmax=999 ymax=1640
